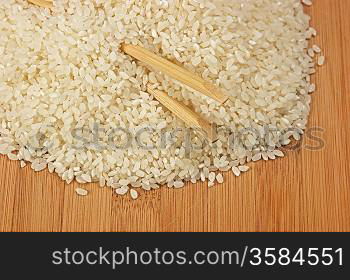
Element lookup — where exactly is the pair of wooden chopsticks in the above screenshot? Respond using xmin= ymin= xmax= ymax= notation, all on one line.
xmin=122 ymin=44 xmax=228 ymax=142
xmin=28 ymin=0 xmax=53 ymax=8
xmin=26 ymin=0 xmax=228 ymax=142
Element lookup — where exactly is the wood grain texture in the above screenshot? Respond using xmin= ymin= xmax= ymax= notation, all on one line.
xmin=0 ymin=0 xmax=349 ymax=232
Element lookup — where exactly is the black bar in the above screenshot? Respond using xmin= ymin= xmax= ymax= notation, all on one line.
xmin=0 ymin=233 xmax=348 ymax=276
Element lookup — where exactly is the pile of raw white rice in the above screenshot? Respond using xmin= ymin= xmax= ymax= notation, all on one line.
xmin=0 ymin=0 xmax=324 ymax=199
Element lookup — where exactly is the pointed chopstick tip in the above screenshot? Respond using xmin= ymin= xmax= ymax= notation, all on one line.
xmin=203 ymin=81 xmax=229 ymax=104
xmin=28 ymin=0 xmax=53 ymax=8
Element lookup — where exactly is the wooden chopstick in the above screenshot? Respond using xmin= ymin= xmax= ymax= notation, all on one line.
xmin=122 ymin=44 xmax=228 ymax=104
xmin=147 ymin=87 xmax=217 ymax=142
xmin=28 ymin=0 xmax=53 ymax=8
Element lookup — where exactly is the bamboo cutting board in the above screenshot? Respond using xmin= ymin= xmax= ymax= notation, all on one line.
xmin=0 ymin=0 xmax=349 ymax=232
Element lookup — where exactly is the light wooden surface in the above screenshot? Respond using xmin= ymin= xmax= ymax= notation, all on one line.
xmin=0 ymin=0 xmax=349 ymax=232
